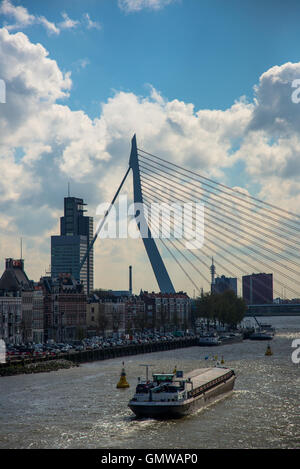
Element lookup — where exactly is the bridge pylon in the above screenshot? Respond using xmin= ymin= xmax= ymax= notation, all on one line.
xmin=129 ymin=134 xmax=175 ymax=293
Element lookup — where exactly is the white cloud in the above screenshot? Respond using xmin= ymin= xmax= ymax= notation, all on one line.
xmin=59 ymin=12 xmax=79 ymax=30
xmin=38 ymin=16 xmax=60 ymax=35
xmin=230 ymin=61 xmax=300 ymax=210
xmin=118 ymin=0 xmax=175 ymax=13
xmin=73 ymin=58 xmax=90 ymax=72
xmin=248 ymin=61 xmax=300 ymax=136
xmin=0 ymin=27 xmax=299 ymax=294
xmin=0 ymin=1 xmax=100 ymax=35
xmin=0 ymin=0 xmax=34 ymax=26
xmin=83 ymin=13 xmax=101 ymax=30
xmin=0 ymin=0 xmax=59 ymax=35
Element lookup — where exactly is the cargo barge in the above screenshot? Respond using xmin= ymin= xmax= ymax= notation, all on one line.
xmin=128 ymin=366 xmax=235 ymax=419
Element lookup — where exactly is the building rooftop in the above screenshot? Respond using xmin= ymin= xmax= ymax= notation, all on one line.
xmin=0 ymin=258 xmax=33 ymax=293
xmin=141 ymin=291 xmax=190 ymax=299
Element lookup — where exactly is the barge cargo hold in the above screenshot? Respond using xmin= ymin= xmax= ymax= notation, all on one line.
xmin=128 ymin=367 xmax=236 ymax=419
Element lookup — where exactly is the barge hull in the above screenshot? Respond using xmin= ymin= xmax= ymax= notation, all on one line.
xmin=129 ymin=375 xmax=235 ymax=419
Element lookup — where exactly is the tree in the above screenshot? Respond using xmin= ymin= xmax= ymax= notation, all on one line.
xmin=195 ymin=290 xmax=246 ymax=329
xmin=231 ymin=295 xmax=247 ymax=327
xmin=195 ymin=292 xmax=218 ymax=329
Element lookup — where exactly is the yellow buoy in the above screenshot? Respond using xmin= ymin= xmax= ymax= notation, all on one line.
xmin=173 ymin=366 xmax=177 ymax=374
xmin=117 ymin=362 xmax=130 ymax=388
xmin=265 ymin=344 xmax=273 ymax=356
xmin=221 ymin=356 xmax=225 ymax=364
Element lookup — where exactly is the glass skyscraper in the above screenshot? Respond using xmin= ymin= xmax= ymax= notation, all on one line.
xmin=242 ymin=273 xmax=273 ymax=305
xmin=51 ymin=197 xmax=94 ymax=293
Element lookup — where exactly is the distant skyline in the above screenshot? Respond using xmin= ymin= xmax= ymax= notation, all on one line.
xmin=1 ymin=0 xmax=300 ymax=296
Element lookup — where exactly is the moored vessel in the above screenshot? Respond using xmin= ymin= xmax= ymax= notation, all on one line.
xmin=128 ymin=366 xmax=235 ymax=419
xmin=218 ymin=333 xmax=243 ymax=344
xmin=249 ymin=317 xmax=275 ymax=340
xmin=249 ymin=330 xmax=274 ymax=341
xmin=198 ymin=332 xmax=221 ymax=346
xmin=198 ymin=336 xmax=221 ymax=346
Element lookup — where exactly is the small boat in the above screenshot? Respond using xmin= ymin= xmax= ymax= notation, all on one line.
xmin=252 ymin=317 xmax=275 ymax=337
xmin=249 ymin=330 xmax=274 ymax=341
xmin=259 ymin=323 xmax=276 ymax=335
xmin=219 ymin=333 xmax=243 ymax=344
xmin=128 ymin=366 xmax=236 ymax=419
xmin=198 ymin=334 xmax=221 ymax=346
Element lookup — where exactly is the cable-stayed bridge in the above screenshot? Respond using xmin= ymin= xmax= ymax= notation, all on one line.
xmin=80 ymin=135 xmax=300 ymax=301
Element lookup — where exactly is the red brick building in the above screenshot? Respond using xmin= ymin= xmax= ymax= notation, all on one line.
xmin=140 ymin=291 xmax=191 ymax=332
xmin=41 ymin=274 xmax=87 ymax=342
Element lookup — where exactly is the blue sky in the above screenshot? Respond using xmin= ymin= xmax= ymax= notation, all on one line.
xmin=8 ymin=0 xmax=300 ymax=117
xmin=1 ymin=0 xmax=300 ymax=294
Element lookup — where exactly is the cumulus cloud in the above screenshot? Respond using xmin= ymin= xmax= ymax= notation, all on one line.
xmin=230 ymin=61 xmax=300 ymax=210
xmin=0 ymin=26 xmax=299 ymax=293
xmin=248 ymin=61 xmax=300 ymax=135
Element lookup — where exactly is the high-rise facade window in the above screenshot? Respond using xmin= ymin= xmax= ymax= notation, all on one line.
xmin=51 ymin=197 xmax=94 ymax=293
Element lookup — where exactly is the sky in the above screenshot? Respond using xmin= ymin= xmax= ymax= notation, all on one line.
xmin=1 ymin=0 xmax=300 ymax=296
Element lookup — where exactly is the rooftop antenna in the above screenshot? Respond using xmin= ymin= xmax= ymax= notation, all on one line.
xmin=20 ymin=237 xmax=23 ymax=259
xmin=129 ymin=265 xmax=132 ymax=295
xmin=68 ymin=182 xmax=70 ymax=197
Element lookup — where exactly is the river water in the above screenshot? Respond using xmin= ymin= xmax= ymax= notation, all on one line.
xmin=0 ymin=316 xmax=299 ymax=449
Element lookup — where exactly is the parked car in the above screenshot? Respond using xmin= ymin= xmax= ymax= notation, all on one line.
xmin=75 ymin=345 xmax=84 ymax=351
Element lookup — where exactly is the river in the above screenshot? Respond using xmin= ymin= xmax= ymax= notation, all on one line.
xmin=0 ymin=316 xmax=299 ymax=449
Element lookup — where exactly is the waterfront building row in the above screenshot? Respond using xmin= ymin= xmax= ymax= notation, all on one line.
xmin=0 ymin=258 xmax=191 ymax=344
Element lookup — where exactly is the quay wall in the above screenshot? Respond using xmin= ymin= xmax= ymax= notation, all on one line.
xmin=0 ymin=338 xmax=198 ymax=372
xmin=60 ymin=337 xmax=198 ymax=364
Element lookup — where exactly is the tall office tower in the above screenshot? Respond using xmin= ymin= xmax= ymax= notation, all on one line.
xmin=213 ymin=275 xmax=238 ymax=296
xmin=242 ymin=273 xmax=273 ymax=305
xmin=51 ymin=197 xmax=94 ymax=293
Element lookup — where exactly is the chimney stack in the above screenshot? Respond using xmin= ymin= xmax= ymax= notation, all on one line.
xmin=129 ymin=265 xmax=132 ymax=295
